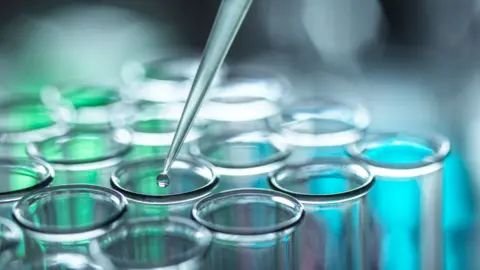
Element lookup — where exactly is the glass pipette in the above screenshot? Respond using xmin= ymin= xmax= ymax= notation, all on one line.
xmin=157 ymin=0 xmax=253 ymax=187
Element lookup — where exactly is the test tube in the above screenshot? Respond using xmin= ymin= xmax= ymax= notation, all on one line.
xmin=111 ymin=156 xmax=217 ymax=219
xmin=89 ymin=216 xmax=212 ymax=270
xmin=347 ymin=132 xmax=450 ymax=270
xmin=27 ymin=129 xmax=132 ymax=186
xmin=281 ymin=96 xmax=369 ymax=163
xmin=1 ymin=252 xmax=102 ymax=270
xmin=198 ymin=67 xmax=287 ymax=136
xmin=41 ymin=81 xmax=136 ymax=130
xmin=12 ymin=184 xmax=127 ymax=254
xmin=192 ymin=188 xmax=304 ymax=270
xmin=190 ymin=131 xmax=290 ymax=192
xmin=121 ymin=52 xmax=228 ymax=106
xmin=269 ymin=159 xmax=374 ymax=270
xmin=125 ymin=103 xmax=206 ymax=160
xmin=0 ymin=158 xmax=53 ymax=218
xmin=0 ymin=96 xmax=69 ymax=158
xmin=0 ymin=217 xmax=22 ymax=267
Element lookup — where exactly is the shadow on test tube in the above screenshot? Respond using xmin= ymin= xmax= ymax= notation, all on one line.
xmin=192 ymin=188 xmax=304 ymax=270
xmin=110 ymin=155 xmax=218 ymax=219
xmin=347 ymin=132 xmax=450 ymax=270
xmin=12 ymin=184 xmax=128 ymax=255
xmin=89 ymin=216 xmax=212 ymax=270
xmin=269 ymin=159 xmax=374 ymax=270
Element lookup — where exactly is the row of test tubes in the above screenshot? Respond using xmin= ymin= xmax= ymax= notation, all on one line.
xmin=0 ymin=52 xmax=471 ymax=270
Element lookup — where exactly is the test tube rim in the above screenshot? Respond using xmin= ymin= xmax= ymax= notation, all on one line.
xmin=280 ymin=96 xmax=370 ymax=147
xmin=346 ymin=131 xmax=451 ymax=174
xmin=26 ymin=129 xmax=132 ymax=169
xmin=0 ymin=216 xmax=23 ymax=252
xmin=192 ymin=188 xmax=305 ymax=236
xmin=88 ymin=216 xmax=212 ymax=269
xmin=0 ymin=96 xmax=70 ymax=144
xmin=268 ymin=158 xmax=375 ymax=205
xmin=0 ymin=158 xmax=54 ymax=202
xmin=189 ymin=131 xmax=291 ymax=174
xmin=42 ymin=80 xmax=135 ymax=129
xmin=110 ymin=156 xmax=218 ymax=204
xmin=12 ymin=184 xmax=128 ymax=236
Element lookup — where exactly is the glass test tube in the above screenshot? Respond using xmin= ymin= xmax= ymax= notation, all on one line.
xmin=347 ymin=132 xmax=450 ymax=270
xmin=281 ymin=97 xmax=369 ymax=163
xmin=0 ymin=96 xmax=69 ymax=158
xmin=27 ymin=129 xmax=132 ymax=186
xmin=189 ymin=131 xmax=290 ymax=192
xmin=121 ymin=51 xmax=228 ymax=107
xmin=12 ymin=184 xmax=127 ymax=254
xmin=269 ymin=159 xmax=375 ymax=270
xmin=192 ymin=188 xmax=304 ymax=270
xmin=0 ymin=158 xmax=53 ymax=218
xmin=89 ymin=217 xmax=212 ymax=270
xmin=41 ymin=81 xmax=135 ymax=130
xmin=0 ymin=217 xmax=23 ymax=267
xmin=111 ymin=156 xmax=217 ymax=219
xmin=125 ymin=103 xmax=206 ymax=160
xmin=1 ymin=252 xmax=102 ymax=270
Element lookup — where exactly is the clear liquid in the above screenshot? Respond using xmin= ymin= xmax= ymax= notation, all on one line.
xmin=156 ymin=173 xmax=170 ymax=188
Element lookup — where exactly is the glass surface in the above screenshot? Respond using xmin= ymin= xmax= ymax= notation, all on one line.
xmin=121 ymin=53 xmax=228 ymax=104
xmin=89 ymin=217 xmax=211 ymax=270
xmin=0 ymin=217 xmax=22 ymax=252
xmin=281 ymin=97 xmax=369 ymax=164
xmin=112 ymin=156 xmax=217 ymax=219
xmin=12 ymin=184 xmax=127 ymax=246
xmin=192 ymin=189 xmax=304 ymax=270
xmin=269 ymin=159 xmax=374 ymax=270
xmin=126 ymin=109 xmax=204 ymax=160
xmin=0 ymin=97 xmax=69 ymax=158
xmin=27 ymin=129 xmax=132 ymax=170
xmin=2 ymin=253 xmax=102 ymax=270
xmin=0 ymin=159 xmax=53 ymax=218
xmin=347 ymin=132 xmax=450 ymax=270
xmin=42 ymin=82 xmax=135 ymax=130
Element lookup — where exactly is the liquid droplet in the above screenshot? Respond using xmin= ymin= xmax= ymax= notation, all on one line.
xmin=156 ymin=173 xmax=170 ymax=188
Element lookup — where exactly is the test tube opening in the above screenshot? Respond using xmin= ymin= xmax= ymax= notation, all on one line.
xmin=89 ymin=217 xmax=212 ymax=269
xmin=192 ymin=188 xmax=304 ymax=236
xmin=111 ymin=156 xmax=218 ymax=204
xmin=347 ymin=132 xmax=451 ymax=177
xmin=27 ymin=129 xmax=132 ymax=170
xmin=0 ymin=158 xmax=54 ymax=203
xmin=12 ymin=184 xmax=127 ymax=242
xmin=190 ymin=131 xmax=291 ymax=175
xmin=269 ymin=159 xmax=374 ymax=205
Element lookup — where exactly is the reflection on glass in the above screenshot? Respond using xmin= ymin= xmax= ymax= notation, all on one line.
xmin=281 ymin=97 xmax=369 ymax=163
xmin=42 ymin=82 xmax=135 ymax=130
xmin=126 ymin=105 xmax=205 ymax=160
xmin=12 ymin=184 xmax=127 ymax=254
xmin=0 ymin=96 xmax=69 ymax=158
xmin=2 ymin=252 xmax=102 ymax=270
xmin=190 ymin=131 xmax=290 ymax=192
xmin=192 ymin=188 xmax=304 ymax=270
xmin=0 ymin=217 xmax=22 ymax=267
xmin=347 ymin=132 xmax=450 ymax=270
xmin=27 ymin=129 xmax=132 ymax=186
xmin=121 ymin=52 xmax=228 ymax=105
xmin=111 ymin=156 xmax=217 ymax=219
xmin=89 ymin=217 xmax=212 ymax=270
xmin=269 ymin=159 xmax=374 ymax=270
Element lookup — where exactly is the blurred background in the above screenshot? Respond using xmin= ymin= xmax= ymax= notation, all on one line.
xmin=0 ymin=0 xmax=479 ymax=266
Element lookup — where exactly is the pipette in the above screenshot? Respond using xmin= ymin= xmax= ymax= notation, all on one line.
xmin=157 ymin=0 xmax=253 ymax=187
